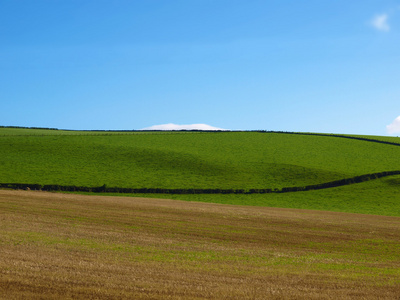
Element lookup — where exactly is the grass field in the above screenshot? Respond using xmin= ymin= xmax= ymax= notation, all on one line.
xmin=2 ymin=128 xmax=400 ymax=298
xmin=94 ymin=174 xmax=400 ymax=217
xmin=1 ymin=190 xmax=399 ymax=299
xmin=1 ymin=128 xmax=400 ymax=191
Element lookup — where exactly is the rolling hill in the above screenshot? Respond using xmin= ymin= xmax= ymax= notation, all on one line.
xmin=1 ymin=127 xmax=400 ymax=215
xmin=1 ymin=128 xmax=400 ymax=298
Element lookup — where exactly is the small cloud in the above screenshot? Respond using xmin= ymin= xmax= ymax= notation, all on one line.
xmin=386 ymin=116 xmax=400 ymax=134
xmin=141 ymin=123 xmax=227 ymax=131
xmin=371 ymin=14 xmax=390 ymax=31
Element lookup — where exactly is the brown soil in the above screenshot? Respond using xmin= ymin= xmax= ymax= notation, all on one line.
xmin=1 ymin=190 xmax=399 ymax=299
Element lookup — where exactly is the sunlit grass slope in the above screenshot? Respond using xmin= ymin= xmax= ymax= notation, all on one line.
xmin=351 ymin=134 xmax=400 ymax=144
xmin=1 ymin=128 xmax=400 ymax=190
xmin=138 ymin=174 xmax=400 ymax=217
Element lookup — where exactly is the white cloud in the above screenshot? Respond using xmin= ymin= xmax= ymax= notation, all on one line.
xmin=141 ymin=123 xmax=227 ymax=131
xmin=371 ymin=14 xmax=390 ymax=31
xmin=386 ymin=116 xmax=400 ymax=134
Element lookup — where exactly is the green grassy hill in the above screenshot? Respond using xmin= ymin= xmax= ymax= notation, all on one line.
xmin=1 ymin=127 xmax=400 ymax=216
xmin=1 ymin=128 xmax=400 ymax=189
xmin=151 ymin=174 xmax=400 ymax=216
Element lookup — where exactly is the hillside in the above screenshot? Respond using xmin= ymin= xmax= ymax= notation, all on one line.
xmin=151 ymin=174 xmax=400 ymax=217
xmin=2 ymin=129 xmax=400 ymax=298
xmin=1 ymin=128 xmax=400 ymax=190
xmin=1 ymin=190 xmax=399 ymax=299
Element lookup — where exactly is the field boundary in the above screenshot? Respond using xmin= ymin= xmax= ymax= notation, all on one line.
xmin=1 ymin=170 xmax=399 ymax=195
xmin=263 ymin=131 xmax=400 ymax=147
xmin=2 ymin=126 xmax=400 ymax=147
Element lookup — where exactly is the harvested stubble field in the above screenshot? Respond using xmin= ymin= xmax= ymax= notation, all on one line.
xmin=1 ymin=190 xmax=399 ymax=299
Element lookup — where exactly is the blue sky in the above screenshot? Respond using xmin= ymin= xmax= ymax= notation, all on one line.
xmin=1 ymin=0 xmax=400 ymax=135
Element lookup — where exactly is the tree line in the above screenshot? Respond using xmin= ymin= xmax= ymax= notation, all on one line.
xmin=1 ymin=171 xmax=399 ymax=195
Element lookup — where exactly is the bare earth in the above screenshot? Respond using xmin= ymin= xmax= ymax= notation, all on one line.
xmin=0 ymin=190 xmax=399 ymax=299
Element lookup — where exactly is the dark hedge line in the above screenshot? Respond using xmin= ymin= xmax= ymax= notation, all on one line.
xmin=0 ymin=126 xmax=59 ymax=130
xmin=2 ymin=127 xmax=398 ymax=146
xmin=1 ymin=171 xmax=399 ymax=195
xmin=259 ymin=131 xmax=400 ymax=147
xmin=0 ymin=126 xmax=226 ymax=133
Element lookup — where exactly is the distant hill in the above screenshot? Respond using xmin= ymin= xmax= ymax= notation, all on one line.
xmin=1 ymin=127 xmax=400 ymax=216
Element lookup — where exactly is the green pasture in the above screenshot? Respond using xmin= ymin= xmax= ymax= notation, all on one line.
xmin=81 ymin=175 xmax=400 ymax=217
xmin=146 ymin=175 xmax=400 ymax=217
xmin=1 ymin=128 xmax=400 ymax=191
xmin=350 ymin=134 xmax=400 ymax=144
